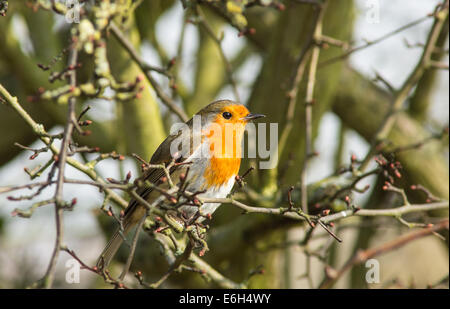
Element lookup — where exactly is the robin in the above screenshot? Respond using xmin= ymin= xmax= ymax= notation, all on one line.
xmin=97 ymin=99 xmax=265 ymax=268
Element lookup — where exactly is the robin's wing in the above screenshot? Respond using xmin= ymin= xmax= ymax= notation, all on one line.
xmin=124 ymin=126 xmax=199 ymax=216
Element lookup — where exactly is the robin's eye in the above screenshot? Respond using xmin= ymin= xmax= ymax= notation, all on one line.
xmin=222 ymin=112 xmax=232 ymax=119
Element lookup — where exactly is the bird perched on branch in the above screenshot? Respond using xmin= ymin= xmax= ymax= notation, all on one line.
xmin=97 ymin=99 xmax=265 ymax=269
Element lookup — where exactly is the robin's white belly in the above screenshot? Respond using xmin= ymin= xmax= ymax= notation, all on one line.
xmin=177 ymin=140 xmax=237 ymax=219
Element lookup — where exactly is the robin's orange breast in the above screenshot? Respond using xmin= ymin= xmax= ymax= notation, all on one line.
xmin=202 ymin=115 xmax=246 ymax=188
xmin=203 ymin=156 xmax=241 ymax=188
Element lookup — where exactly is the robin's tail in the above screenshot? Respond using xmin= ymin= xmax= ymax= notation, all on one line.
xmin=96 ymin=220 xmax=133 ymax=270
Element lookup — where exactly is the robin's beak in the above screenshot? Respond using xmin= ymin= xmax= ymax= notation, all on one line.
xmin=241 ymin=113 xmax=266 ymax=121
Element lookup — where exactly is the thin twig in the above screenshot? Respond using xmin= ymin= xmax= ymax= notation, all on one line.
xmin=41 ymin=47 xmax=78 ymax=288
xmin=195 ymin=6 xmax=241 ymax=103
xmin=319 ymin=14 xmax=432 ymax=68
xmin=109 ymin=22 xmax=189 ymax=122
xmin=300 ymin=1 xmax=328 ymax=213
xmin=202 ymin=197 xmax=449 ymax=224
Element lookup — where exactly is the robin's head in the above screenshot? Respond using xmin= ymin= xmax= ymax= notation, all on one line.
xmin=155 ymin=100 xmax=264 ymax=167
xmin=197 ymin=100 xmax=265 ymax=127
xmin=193 ymin=100 xmax=265 ymax=160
